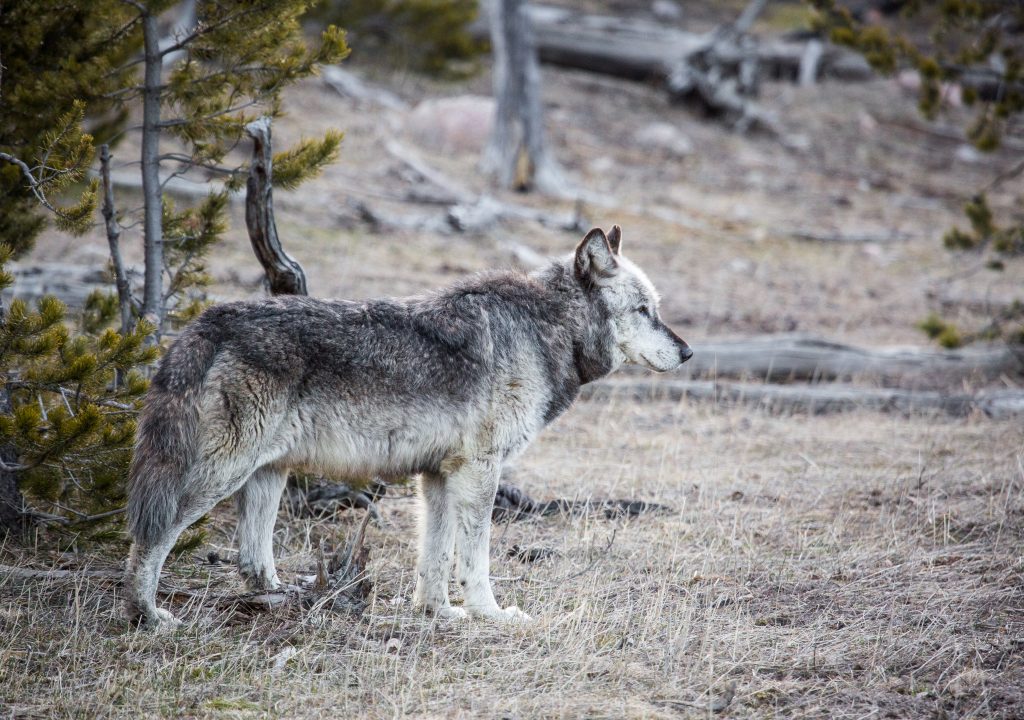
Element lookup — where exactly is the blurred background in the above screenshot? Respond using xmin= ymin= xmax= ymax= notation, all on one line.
xmin=13 ymin=0 xmax=1023 ymax=361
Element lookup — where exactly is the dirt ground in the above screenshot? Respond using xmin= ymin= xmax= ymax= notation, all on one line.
xmin=5 ymin=3 xmax=1024 ymax=718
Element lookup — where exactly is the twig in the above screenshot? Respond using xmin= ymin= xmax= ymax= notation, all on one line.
xmin=0 ymin=563 xmax=123 ymax=580
xmin=0 ymin=458 xmax=27 ymax=472
xmin=0 ymin=152 xmax=60 ymax=214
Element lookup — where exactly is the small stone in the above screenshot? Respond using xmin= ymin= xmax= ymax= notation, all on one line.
xmin=652 ymin=0 xmax=682 ymax=22
xmin=633 ymin=122 xmax=693 ymax=158
xmin=955 ymin=144 xmax=983 ymax=164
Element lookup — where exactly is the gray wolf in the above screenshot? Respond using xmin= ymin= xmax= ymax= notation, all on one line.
xmin=123 ymin=226 xmax=692 ymax=627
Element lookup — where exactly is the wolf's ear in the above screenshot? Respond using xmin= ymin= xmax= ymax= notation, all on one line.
xmin=575 ymin=227 xmax=618 ymax=285
xmin=607 ymin=225 xmax=622 ymax=255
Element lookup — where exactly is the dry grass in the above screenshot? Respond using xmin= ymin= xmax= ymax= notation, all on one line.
xmin=2 ymin=399 xmax=1021 ymax=719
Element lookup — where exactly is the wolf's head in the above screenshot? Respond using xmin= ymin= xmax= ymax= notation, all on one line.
xmin=574 ymin=226 xmax=693 ymax=374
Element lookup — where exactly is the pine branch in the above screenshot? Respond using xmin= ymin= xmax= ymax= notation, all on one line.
xmin=6 ymin=382 xmax=136 ymax=411
xmin=157 ymin=7 xmax=258 ymax=59
xmin=156 ymin=99 xmax=261 ymax=129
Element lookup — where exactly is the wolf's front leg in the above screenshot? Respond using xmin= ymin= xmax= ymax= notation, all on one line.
xmin=449 ymin=457 xmax=530 ymax=623
xmin=236 ymin=464 xmax=289 ymax=591
xmin=414 ymin=473 xmax=464 ymax=619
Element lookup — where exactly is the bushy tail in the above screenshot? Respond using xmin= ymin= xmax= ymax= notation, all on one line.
xmin=127 ymin=333 xmax=217 ymax=547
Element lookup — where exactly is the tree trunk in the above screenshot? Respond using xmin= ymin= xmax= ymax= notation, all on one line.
xmin=140 ymin=9 xmax=165 ymax=335
xmin=100 ymin=144 xmax=133 ymax=336
xmin=481 ymin=0 xmax=564 ymax=194
xmin=0 ymin=449 xmax=22 ymax=540
xmin=244 ymin=117 xmax=308 ymax=296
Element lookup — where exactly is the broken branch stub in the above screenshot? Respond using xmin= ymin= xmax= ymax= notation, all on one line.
xmin=244 ymin=117 xmax=307 ymax=297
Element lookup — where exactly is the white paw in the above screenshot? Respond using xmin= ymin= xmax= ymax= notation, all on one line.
xmin=436 ymin=606 xmax=469 ymax=621
xmin=243 ymin=570 xmax=281 ymax=592
xmin=151 ymin=608 xmax=182 ymax=630
xmin=467 ymin=604 xmax=532 ymax=623
xmin=499 ymin=605 xmax=532 ymax=624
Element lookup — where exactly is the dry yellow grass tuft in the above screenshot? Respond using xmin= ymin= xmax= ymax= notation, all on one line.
xmin=2 ymin=398 xmax=1022 ymax=718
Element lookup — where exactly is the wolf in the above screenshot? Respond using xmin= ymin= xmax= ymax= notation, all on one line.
xmin=123 ymin=226 xmax=692 ymax=626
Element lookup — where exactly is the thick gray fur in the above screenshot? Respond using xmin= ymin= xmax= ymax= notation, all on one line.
xmin=124 ymin=227 xmax=692 ymax=626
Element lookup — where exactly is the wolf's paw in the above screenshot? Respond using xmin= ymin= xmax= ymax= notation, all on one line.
xmin=468 ymin=604 xmax=532 ymax=624
xmin=152 ymin=608 xmax=182 ymax=629
xmin=133 ymin=607 xmax=181 ymax=631
xmin=243 ymin=574 xmax=281 ymax=592
xmin=435 ymin=606 xmax=469 ymax=621
xmin=416 ymin=603 xmax=468 ymax=621
xmin=497 ymin=605 xmax=532 ymax=624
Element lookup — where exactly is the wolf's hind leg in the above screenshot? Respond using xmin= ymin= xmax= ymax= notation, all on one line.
xmin=124 ymin=534 xmax=183 ymax=629
xmin=236 ymin=464 xmax=289 ymax=591
xmin=450 ymin=458 xmax=530 ymax=623
xmin=125 ymin=455 xmax=266 ymax=627
xmin=413 ymin=472 xmax=463 ymax=618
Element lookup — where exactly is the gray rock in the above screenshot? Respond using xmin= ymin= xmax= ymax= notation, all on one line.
xmin=651 ymin=0 xmax=682 ymax=22
xmin=633 ymin=122 xmax=693 ymax=158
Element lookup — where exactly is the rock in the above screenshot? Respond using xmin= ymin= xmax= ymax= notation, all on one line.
xmin=955 ymin=144 xmax=984 ymax=164
xmin=651 ymin=0 xmax=682 ymax=22
xmin=405 ymin=95 xmax=495 ymax=155
xmin=587 ymin=156 xmax=616 ymax=174
xmin=633 ymin=122 xmax=693 ymax=158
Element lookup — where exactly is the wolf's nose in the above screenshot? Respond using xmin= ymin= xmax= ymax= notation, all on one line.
xmin=680 ymin=345 xmax=693 ymax=363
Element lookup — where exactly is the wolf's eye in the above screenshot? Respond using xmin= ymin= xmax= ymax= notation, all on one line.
xmin=637 ymin=305 xmax=650 ymax=316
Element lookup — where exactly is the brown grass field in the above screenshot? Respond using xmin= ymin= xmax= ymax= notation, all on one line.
xmin=2 ymin=400 xmax=1022 ymax=718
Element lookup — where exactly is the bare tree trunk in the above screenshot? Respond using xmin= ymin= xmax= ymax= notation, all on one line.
xmin=481 ymin=0 xmax=564 ymax=194
xmin=244 ymin=117 xmax=308 ymax=296
xmin=100 ymin=144 xmax=133 ymax=337
xmin=140 ymin=9 xmax=164 ymax=335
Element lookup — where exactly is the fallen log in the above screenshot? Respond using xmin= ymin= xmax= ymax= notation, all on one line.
xmin=474 ymin=3 xmax=874 ymax=85
xmin=583 ymin=378 xmax=1024 ymax=419
xmin=321 ymin=65 xmax=408 ymax=112
xmin=0 ymin=563 xmax=122 ymax=580
xmin=491 ymin=481 xmax=671 ymax=522
xmin=669 ymin=334 xmax=1022 ymax=389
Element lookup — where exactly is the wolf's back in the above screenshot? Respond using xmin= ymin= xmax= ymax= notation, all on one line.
xmin=127 ymin=331 xmax=218 ymax=546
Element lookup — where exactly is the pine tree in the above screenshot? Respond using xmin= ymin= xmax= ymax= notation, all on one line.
xmin=810 ymin=1 xmax=1023 ymax=348
xmin=0 ymin=0 xmax=140 ymax=254
xmin=114 ymin=0 xmax=348 ymax=336
xmin=0 ymin=1 xmax=349 ymax=540
xmin=0 ymin=246 xmax=156 ymax=541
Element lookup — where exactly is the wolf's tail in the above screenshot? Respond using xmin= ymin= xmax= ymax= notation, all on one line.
xmin=127 ymin=332 xmax=217 ymax=547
